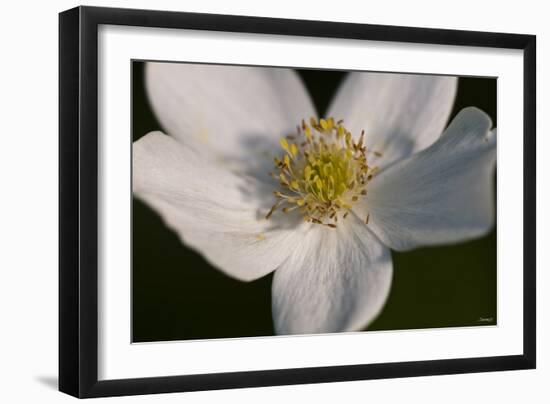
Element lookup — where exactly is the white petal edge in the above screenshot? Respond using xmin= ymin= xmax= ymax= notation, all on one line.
xmin=357 ymin=107 xmax=496 ymax=251
xmin=133 ymin=131 xmax=311 ymax=282
xmin=327 ymin=72 xmax=458 ymax=167
xmin=272 ymin=214 xmax=393 ymax=334
xmin=146 ymin=62 xmax=316 ymax=161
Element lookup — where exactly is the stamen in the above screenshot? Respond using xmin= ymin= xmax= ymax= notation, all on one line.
xmin=267 ymin=117 xmax=380 ymax=226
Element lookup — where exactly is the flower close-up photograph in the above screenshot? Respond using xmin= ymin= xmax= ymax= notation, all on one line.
xmin=132 ymin=62 xmax=497 ymax=341
xmin=2 ymin=0 xmax=545 ymax=402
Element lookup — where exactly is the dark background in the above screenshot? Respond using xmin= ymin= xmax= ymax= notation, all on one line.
xmin=131 ymin=62 xmax=497 ymax=342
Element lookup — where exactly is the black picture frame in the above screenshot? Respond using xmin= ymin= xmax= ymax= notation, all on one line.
xmin=59 ymin=5 xmax=536 ymax=398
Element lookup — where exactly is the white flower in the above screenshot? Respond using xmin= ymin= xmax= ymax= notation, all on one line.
xmin=133 ymin=63 xmax=496 ymax=335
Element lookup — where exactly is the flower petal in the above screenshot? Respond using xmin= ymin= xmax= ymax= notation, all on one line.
xmin=272 ymin=214 xmax=393 ymax=334
xmin=357 ymin=107 xmax=496 ymax=251
xmin=133 ymin=131 xmax=310 ymax=282
xmin=327 ymin=71 xmax=458 ymax=167
xmin=145 ymin=62 xmax=316 ymax=161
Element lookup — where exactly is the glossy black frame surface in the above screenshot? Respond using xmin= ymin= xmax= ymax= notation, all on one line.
xmin=59 ymin=5 xmax=536 ymax=398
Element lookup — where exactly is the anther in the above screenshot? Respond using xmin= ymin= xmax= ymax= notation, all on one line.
xmin=267 ymin=118 xmax=378 ymax=227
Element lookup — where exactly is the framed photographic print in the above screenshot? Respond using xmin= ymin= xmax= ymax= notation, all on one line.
xmin=59 ymin=6 xmax=536 ymax=398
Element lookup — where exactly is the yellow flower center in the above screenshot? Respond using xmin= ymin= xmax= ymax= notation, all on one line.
xmin=266 ymin=117 xmax=380 ymax=228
